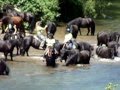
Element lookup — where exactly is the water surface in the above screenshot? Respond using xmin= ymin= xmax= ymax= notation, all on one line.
xmin=0 ymin=0 xmax=120 ymax=90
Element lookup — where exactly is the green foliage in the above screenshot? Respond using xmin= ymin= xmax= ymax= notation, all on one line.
xmin=0 ymin=0 xmax=60 ymax=23
xmin=17 ymin=0 xmax=60 ymax=22
xmin=81 ymin=0 xmax=112 ymax=18
xmin=83 ymin=0 xmax=96 ymax=18
xmin=0 ymin=0 xmax=112 ymax=22
xmin=105 ymin=83 xmax=118 ymax=90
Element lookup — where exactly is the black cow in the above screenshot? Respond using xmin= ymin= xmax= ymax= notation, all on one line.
xmin=97 ymin=31 xmax=110 ymax=46
xmin=78 ymin=50 xmax=91 ymax=64
xmin=60 ymin=49 xmax=91 ymax=66
xmin=77 ymin=41 xmax=94 ymax=56
xmin=20 ymin=35 xmax=34 ymax=56
xmin=0 ymin=39 xmax=17 ymax=60
xmin=0 ymin=59 xmax=10 ymax=75
xmin=3 ymin=33 xmax=23 ymax=55
xmin=66 ymin=25 xmax=79 ymax=39
xmin=20 ymin=35 xmax=62 ymax=56
xmin=107 ymin=41 xmax=119 ymax=56
xmin=46 ymin=22 xmax=57 ymax=37
xmin=67 ymin=17 xmax=95 ymax=35
xmin=60 ymin=49 xmax=80 ymax=66
xmin=109 ymin=31 xmax=120 ymax=43
xmin=96 ymin=46 xmax=114 ymax=59
xmin=97 ymin=31 xmax=120 ymax=46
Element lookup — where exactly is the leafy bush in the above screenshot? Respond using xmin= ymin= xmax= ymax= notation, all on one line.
xmin=81 ymin=0 xmax=112 ymax=18
xmin=0 ymin=0 xmax=112 ymax=22
xmin=0 ymin=0 xmax=60 ymax=23
xmin=105 ymin=83 xmax=118 ymax=90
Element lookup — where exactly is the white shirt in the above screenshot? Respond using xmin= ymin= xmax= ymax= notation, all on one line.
xmin=35 ymin=25 xmax=47 ymax=35
xmin=64 ymin=33 xmax=73 ymax=43
xmin=46 ymin=38 xmax=56 ymax=47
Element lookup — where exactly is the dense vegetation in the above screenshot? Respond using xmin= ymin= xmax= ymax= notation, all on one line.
xmin=0 ymin=0 xmax=111 ymax=22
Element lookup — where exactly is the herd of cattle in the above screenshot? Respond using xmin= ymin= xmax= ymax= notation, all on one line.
xmin=0 ymin=5 xmax=119 ymax=75
xmin=0 ymin=28 xmax=119 ymax=75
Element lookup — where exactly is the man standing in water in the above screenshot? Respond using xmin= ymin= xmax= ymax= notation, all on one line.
xmin=44 ymin=33 xmax=58 ymax=56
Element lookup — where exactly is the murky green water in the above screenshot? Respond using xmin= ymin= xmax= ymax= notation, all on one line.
xmin=0 ymin=59 xmax=120 ymax=90
xmin=0 ymin=0 xmax=120 ymax=90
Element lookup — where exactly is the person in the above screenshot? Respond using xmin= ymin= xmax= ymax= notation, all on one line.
xmin=14 ymin=5 xmax=22 ymax=12
xmin=44 ymin=33 xmax=58 ymax=56
xmin=63 ymin=32 xmax=77 ymax=50
xmin=35 ymin=21 xmax=48 ymax=49
xmin=5 ymin=23 xmax=17 ymax=35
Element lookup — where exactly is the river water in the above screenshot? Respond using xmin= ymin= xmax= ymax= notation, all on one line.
xmin=0 ymin=22 xmax=120 ymax=90
xmin=1 ymin=1 xmax=120 ymax=89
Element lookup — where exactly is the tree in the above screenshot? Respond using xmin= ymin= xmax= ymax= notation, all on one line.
xmin=0 ymin=0 xmax=111 ymax=22
xmin=0 ymin=0 xmax=60 ymax=23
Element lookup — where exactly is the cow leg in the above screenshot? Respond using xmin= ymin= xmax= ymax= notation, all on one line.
xmin=16 ymin=46 xmax=19 ymax=55
xmin=10 ymin=52 xmax=13 ymax=61
xmin=26 ymin=52 xmax=29 ymax=56
xmin=87 ymin=28 xmax=90 ymax=35
xmin=26 ymin=50 xmax=29 ymax=56
xmin=4 ymin=52 xmax=8 ymax=61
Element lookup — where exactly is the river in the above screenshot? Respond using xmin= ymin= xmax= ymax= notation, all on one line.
xmin=0 ymin=1 xmax=120 ymax=89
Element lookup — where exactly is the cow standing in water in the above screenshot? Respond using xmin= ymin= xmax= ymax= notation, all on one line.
xmin=96 ymin=46 xmax=114 ymax=59
xmin=66 ymin=17 xmax=95 ymax=36
xmin=0 ymin=59 xmax=10 ymax=75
